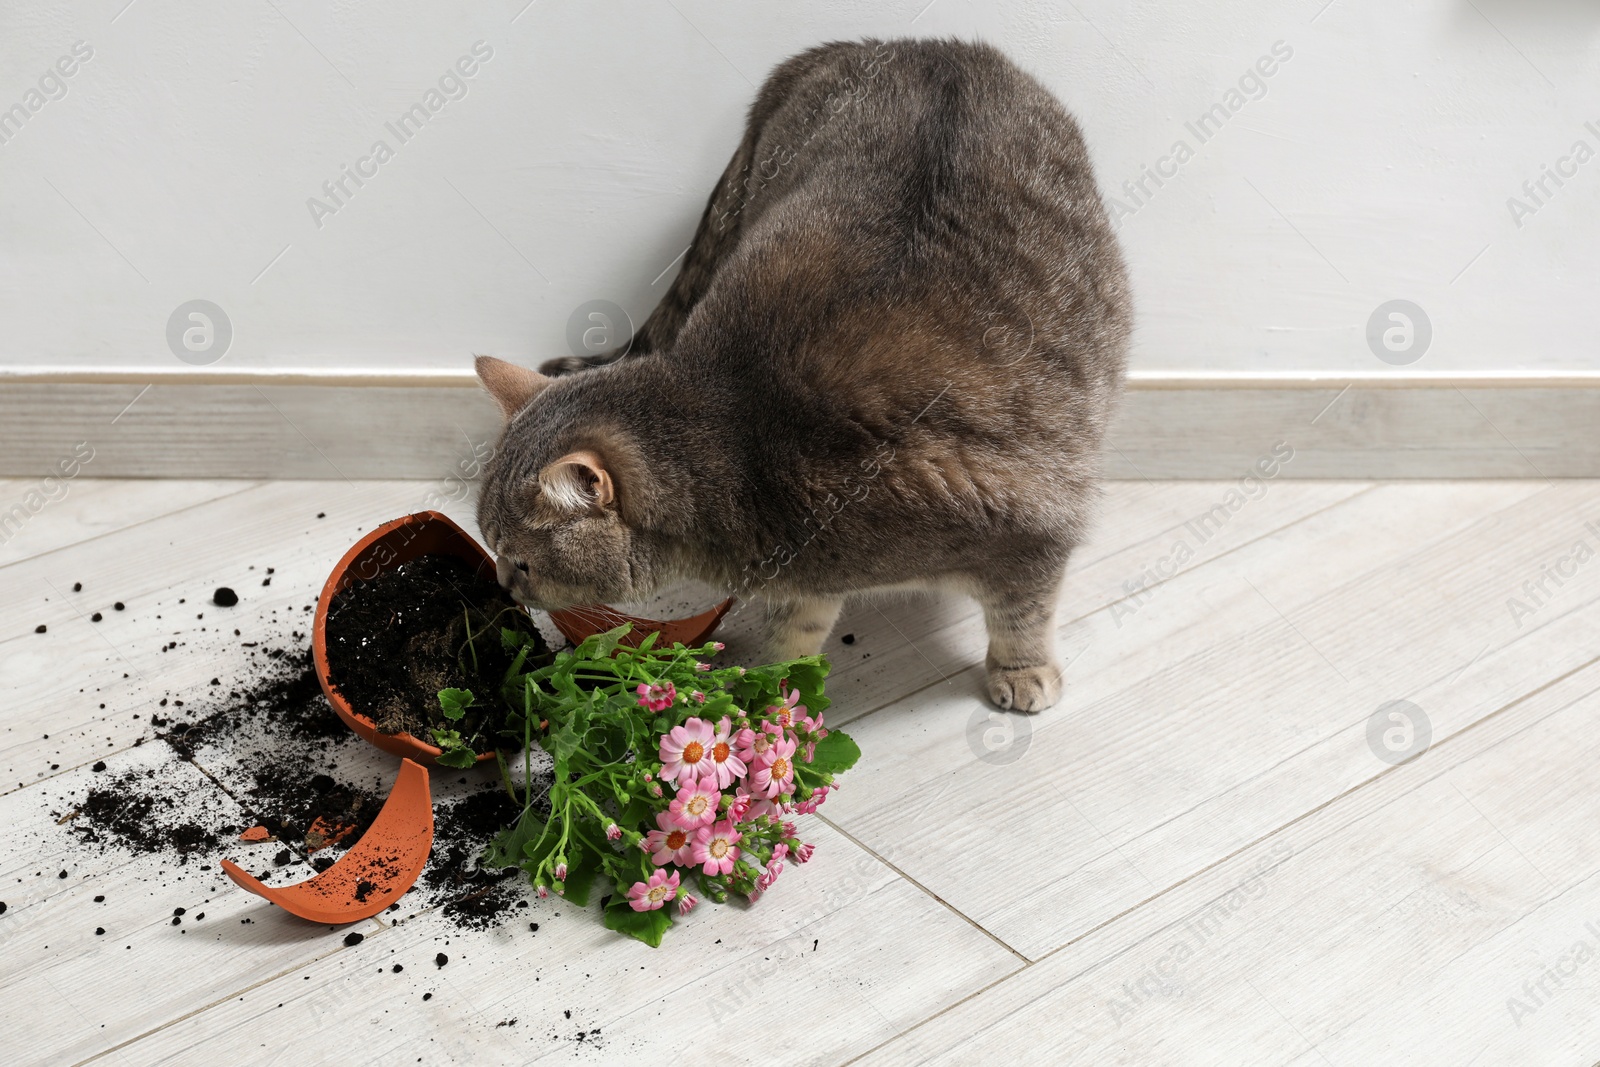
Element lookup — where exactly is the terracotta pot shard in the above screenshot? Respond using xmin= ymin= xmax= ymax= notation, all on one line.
xmin=221 ymin=758 xmax=433 ymax=924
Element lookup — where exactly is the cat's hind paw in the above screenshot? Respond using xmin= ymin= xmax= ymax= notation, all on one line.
xmin=985 ymin=660 xmax=1062 ymax=713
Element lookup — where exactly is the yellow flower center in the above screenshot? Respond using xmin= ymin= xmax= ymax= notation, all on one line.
xmin=665 ymin=830 xmax=687 ymax=850
xmin=709 ymin=838 xmax=729 ymax=859
xmin=682 ymin=741 xmax=704 ymax=764
xmin=771 ymin=757 xmax=790 ymax=781
xmin=649 ymin=884 xmax=671 ymax=904
xmin=713 ymin=741 xmax=730 ymax=762
xmin=685 ymin=795 xmax=709 ymax=817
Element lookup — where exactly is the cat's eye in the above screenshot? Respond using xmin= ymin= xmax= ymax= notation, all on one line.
xmin=515 ymin=561 xmax=529 ymax=573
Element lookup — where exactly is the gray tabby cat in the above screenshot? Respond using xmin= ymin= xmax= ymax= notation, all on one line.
xmin=475 ymin=37 xmax=1129 ymax=711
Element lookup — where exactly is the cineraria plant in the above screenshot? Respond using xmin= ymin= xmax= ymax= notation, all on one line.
xmin=458 ymin=624 xmax=858 ymax=946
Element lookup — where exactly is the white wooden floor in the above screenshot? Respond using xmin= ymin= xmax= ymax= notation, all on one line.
xmin=5 ymin=477 xmax=1600 ymax=1066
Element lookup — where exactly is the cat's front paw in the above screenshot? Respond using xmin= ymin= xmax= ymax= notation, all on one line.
xmin=985 ymin=660 xmax=1062 ymax=712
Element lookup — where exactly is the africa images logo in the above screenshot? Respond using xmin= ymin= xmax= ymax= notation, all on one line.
xmin=1104 ymin=41 xmax=1294 ymax=227
xmin=305 ymin=42 xmax=494 ymax=229
xmin=0 ymin=40 xmax=93 ymax=147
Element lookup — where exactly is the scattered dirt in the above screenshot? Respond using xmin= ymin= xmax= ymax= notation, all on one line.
xmin=62 ymin=635 xmax=551 ymax=932
xmin=323 ymin=554 xmax=549 ymax=742
xmin=212 ymin=587 xmax=238 ymax=607
xmin=72 ymin=768 xmax=225 ymax=862
xmin=427 ymin=786 xmax=532 ymax=931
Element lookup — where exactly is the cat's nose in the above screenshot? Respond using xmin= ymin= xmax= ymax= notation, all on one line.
xmin=494 ymin=555 xmax=519 ymax=589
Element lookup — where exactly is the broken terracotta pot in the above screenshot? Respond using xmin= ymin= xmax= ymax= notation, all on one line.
xmin=221 ymin=758 xmax=433 ymax=924
xmin=313 ymin=510 xmax=734 ymax=764
xmin=312 ymin=510 xmax=500 ymax=765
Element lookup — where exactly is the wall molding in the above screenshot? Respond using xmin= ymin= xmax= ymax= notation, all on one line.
xmin=7 ymin=365 xmax=1600 ymax=389
xmin=1 ymin=368 xmax=1596 ymax=479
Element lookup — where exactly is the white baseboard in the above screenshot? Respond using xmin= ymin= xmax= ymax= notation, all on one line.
xmin=1 ymin=367 xmax=1595 ymax=480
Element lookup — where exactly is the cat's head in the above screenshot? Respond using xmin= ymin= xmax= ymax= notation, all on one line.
xmin=472 ymin=356 xmax=661 ymax=610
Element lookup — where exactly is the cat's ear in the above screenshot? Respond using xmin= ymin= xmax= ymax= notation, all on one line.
xmin=474 ymin=356 xmax=551 ymax=420
xmin=539 ymin=450 xmax=615 ymax=511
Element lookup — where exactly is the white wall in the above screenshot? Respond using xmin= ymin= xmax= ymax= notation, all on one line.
xmin=2 ymin=0 xmax=1597 ymax=375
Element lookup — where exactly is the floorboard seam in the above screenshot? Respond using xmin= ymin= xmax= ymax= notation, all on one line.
xmin=0 ymin=481 xmax=265 ymax=573
xmin=816 ymin=814 xmax=1032 ymax=966
xmin=830 ymin=482 xmax=1384 ymax=729
xmin=824 ymin=651 xmax=1600 ymax=1066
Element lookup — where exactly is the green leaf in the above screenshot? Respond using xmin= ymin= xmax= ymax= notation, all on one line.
xmin=806 ymin=729 xmax=860 ymax=775
xmin=602 ymin=893 xmax=672 ymax=947
xmin=559 ymin=842 xmax=603 ymax=907
xmin=435 ymin=744 xmax=479 ymax=769
xmin=575 ymin=623 xmax=632 ymax=660
xmin=437 ymin=687 xmax=474 ymax=721
xmin=483 ymin=806 xmax=546 ymax=869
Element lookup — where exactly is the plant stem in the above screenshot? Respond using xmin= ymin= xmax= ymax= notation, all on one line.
xmin=462 ymin=607 xmax=480 ymax=675
xmin=495 ymin=749 xmax=516 ymax=802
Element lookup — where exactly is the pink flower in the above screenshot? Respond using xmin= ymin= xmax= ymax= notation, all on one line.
xmin=605 ymin=822 xmax=621 ymax=841
xmin=713 ymin=641 xmax=725 ymax=651
xmin=793 ymin=782 xmax=834 ymax=814
xmin=757 ymin=860 xmax=784 ymax=892
xmin=734 ymin=722 xmax=782 ymax=766
xmin=703 ymin=717 xmax=747 ymax=789
xmin=751 ymin=736 xmax=798 ymax=799
xmin=678 ymin=893 xmax=698 ymax=916
xmin=644 ymin=810 xmax=696 ymax=866
xmin=636 ymin=680 xmax=677 ymax=712
xmin=799 ymin=712 xmax=828 ymax=761
xmin=627 ymin=869 xmax=680 ymax=912
xmin=792 ymin=842 xmax=815 ymax=863
xmin=553 ymin=862 xmax=568 ymax=881
xmin=537 ymin=885 xmax=550 ymax=899
xmin=691 ymin=819 xmax=742 ymax=876
xmin=771 ymin=842 xmax=788 ymax=864
xmin=668 ymin=778 xmax=721 ymax=830
xmin=691 ymin=690 xmax=706 ymax=703
xmin=735 ymin=785 xmax=782 ymax=821
xmin=659 ymin=717 xmax=716 ymax=786
xmin=766 ymin=687 xmax=805 ymax=730
xmin=696 ymin=662 xmax=711 ymax=672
